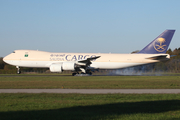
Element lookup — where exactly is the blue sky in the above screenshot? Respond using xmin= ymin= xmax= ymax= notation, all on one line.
xmin=1 ymin=0 xmax=180 ymax=57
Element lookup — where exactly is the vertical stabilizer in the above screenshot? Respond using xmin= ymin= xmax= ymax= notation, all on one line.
xmin=138 ymin=30 xmax=175 ymax=54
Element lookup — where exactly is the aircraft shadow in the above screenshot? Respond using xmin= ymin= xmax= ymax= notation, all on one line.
xmin=0 ymin=100 xmax=180 ymax=120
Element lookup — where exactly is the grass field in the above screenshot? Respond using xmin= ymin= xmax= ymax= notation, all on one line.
xmin=1 ymin=74 xmax=180 ymax=120
xmin=0 ymin=93 xmax=180 ymax=120
xmin=0 ymin=75 xmax=180 ymax=89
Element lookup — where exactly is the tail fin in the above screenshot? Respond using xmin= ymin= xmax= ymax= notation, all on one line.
xmin=138 ymin=30 xmax=175 ymax=54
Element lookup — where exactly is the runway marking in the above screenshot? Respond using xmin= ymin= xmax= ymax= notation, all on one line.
xmin=1 ymin=89 xmax=180 ymax=94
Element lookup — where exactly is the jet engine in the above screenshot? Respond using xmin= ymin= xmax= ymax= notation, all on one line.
xmin=50 ymin=62 xmax=75 ymax=73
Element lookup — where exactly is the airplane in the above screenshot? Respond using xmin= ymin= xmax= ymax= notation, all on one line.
xmin=3 ymin=30 xmax=175 ymax=76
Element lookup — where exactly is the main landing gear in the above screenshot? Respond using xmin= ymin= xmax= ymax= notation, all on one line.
xmin=72 ymin=72 xmax=92 ymax=76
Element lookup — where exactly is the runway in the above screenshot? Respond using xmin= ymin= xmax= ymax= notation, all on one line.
xmin=1 ymin=89 xmax=180 ymax=94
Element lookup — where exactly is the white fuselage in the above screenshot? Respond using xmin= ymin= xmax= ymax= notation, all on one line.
xmin=3 ymin=50 xmax=170 ymax=70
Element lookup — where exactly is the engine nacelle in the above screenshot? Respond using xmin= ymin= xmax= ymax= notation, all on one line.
xmin=50 ymin=64 xmax=62 ymax=73
xmin=49 ymin=62 xmax=75 ymax=72
xmin=62 ymin=62 xmax=75 ymax=70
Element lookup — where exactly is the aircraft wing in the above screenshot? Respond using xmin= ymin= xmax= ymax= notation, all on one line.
xmin=77 ymin=56 xmax=101 ymax=66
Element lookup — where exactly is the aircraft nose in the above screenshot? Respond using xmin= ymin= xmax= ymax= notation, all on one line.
xmin=3 ymin=53 xmax=13 ymax=64
xmin=3 ymin=56 xmax=8 ymax=63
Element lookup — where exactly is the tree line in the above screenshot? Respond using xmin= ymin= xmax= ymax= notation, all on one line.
xmin=155 ymin=48 xmax=180 ymax=73
xmin=0 ymin=48 xmax=180 ymax=74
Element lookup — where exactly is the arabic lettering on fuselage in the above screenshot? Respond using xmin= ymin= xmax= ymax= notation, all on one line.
xmin=50 ymin=54 xmax=96 ymax=61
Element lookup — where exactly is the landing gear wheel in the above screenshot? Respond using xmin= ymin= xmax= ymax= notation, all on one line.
xmin=72 ymin=73 xmax=77 ymax=76
xmin=88 ymin=72 xmax=92 ymax=75
xmin=17 ymin=71 xmax=21 ymax=74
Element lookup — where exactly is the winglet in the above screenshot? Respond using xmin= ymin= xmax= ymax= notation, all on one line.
xmin=138 ymin=30 xmax=175 ymax=54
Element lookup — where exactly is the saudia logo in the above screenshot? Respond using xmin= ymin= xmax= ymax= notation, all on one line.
xmin=154 ymin=37 xmax=167 ymax=52
xmin=50 ymin=54 xmax=96 ymax=61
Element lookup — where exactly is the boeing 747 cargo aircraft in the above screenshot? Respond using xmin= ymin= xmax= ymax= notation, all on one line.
xmin=3 ymin=30 xmax=175 ymax=76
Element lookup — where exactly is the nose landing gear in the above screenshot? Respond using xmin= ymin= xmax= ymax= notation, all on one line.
xmin=16 ymin=66 xmax=21 ymax=74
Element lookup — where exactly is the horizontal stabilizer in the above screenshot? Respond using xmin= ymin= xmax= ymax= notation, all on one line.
xmin=146 ymin=55 xmax=169 ymax=60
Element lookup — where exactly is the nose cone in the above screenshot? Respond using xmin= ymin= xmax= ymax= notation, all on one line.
xmin=3 ymin=56 xmax=8 ymax=63
xmin=3 ymin=53 xmax=13 ymax=65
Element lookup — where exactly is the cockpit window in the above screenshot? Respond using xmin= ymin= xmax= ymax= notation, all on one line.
xmin=13 ymin=51 xmax=15 ymax=53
